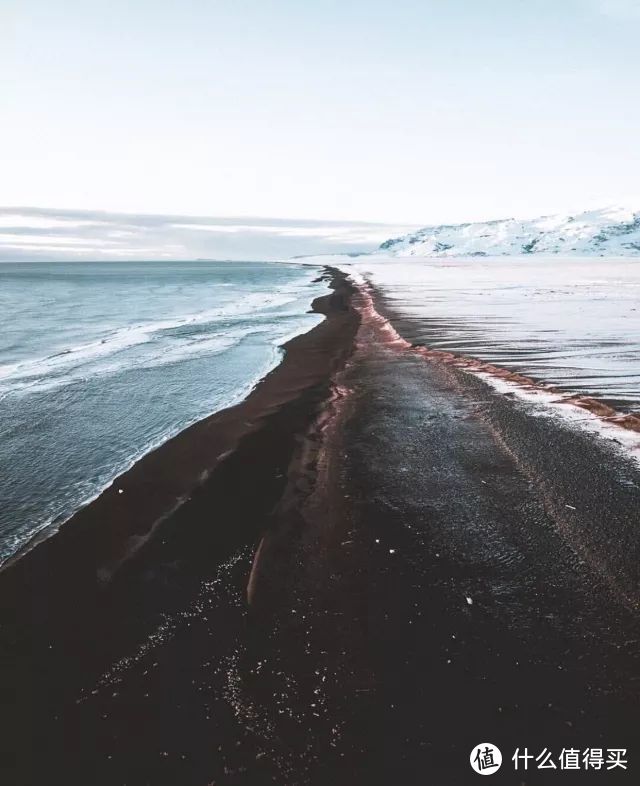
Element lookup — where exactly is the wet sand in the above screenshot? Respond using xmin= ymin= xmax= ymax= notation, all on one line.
xmin=1 ymin=268 xmax=640 ymax=785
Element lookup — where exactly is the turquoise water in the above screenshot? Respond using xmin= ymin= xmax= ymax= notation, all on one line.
xmin=0 ymin=260 xmax=326 ymax=561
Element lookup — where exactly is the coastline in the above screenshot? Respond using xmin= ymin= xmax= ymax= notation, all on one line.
xmin=0 ymin=262 xmax=328 ymax=569
xmin=352 ymin=277 xmax=640 ymax=604
xmin=0 ymin=266 xmax=360 ymax=784
xmin=356 ymin=271 xmax=640 ymax=447
xmin=1 ymin=268 xmax=350 ymax=572
xmin=1 ymin=266 xmax=639 ymax=785
xmin=239 ymin=274 xmax=640 ymax=783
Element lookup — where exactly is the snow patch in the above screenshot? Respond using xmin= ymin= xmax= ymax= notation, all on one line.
xmin=378 ymin=204 xmax=640 ymax=257
xmin=472 ymin=370 xmax=640 ymax=467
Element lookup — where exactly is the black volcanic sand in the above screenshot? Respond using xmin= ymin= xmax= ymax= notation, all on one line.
xmin=0 ymin=268 xmax=359 ymax=785
xmin=1 ymin=268 xmax=640 ymax=785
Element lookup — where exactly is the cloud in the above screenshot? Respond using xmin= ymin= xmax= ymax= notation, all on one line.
xmin=0 ymin=207 xmax=418 ymax=262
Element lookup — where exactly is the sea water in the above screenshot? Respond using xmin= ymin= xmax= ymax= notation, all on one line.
xmin=0 ymin=260 xmax=326 ymax=562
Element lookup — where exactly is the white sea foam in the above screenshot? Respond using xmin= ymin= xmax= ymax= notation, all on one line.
xmin=2 ymin=311 xmax=323 ymax=564
xmin=2 ymin=291 xmax=296 ymax=374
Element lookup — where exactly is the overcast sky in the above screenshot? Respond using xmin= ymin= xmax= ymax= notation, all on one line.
xmin=2 ymin=0 xmax=640 ymax=255
xmin=0 ymin=207 xmax=417 ymax=261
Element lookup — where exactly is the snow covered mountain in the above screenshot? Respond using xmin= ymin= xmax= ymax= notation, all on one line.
xmin=378 ymin=205 xmax=640 ymax=257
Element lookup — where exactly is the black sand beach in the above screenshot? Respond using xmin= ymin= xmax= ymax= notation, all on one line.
xmin=1 ymin=267 xmax=639 ymax=785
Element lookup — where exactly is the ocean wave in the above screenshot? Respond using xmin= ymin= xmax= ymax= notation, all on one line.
xmin=0 ymin=260 xmax=329 ymax=565
xmin=0 ymin=314 xmax=321 ymax=563
xmin=0 ymin=290 xmax=310 ymax=397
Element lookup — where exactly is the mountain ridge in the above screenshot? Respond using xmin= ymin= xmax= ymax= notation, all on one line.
xmin=378 ymin=205 xmax=640 ymax=257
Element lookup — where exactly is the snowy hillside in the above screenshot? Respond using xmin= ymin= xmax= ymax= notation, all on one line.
xmin=378 ymin=205 xmax=640 ymax=257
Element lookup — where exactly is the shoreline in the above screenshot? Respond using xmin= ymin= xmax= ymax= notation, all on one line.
xmin=333 ymin=256 xmax=640 ymax=415
xmin=358 ymin=277 xmax=640 ymax=604
xmin=2 ymin=317 xmax=323 ymax=572
xmin=0 ymin=265 xmax=358 ymax=588
xmin=1 ymin=268 xmax=346 ymax=574
xmin=2 ymin=266 xmax=639 ymax=785
xmin=0 ymin=266 xmax=360 ymax=783
xmin=360 ymin=275 xmax=640 ymax=452
xmin=0 ymin=259 xmax=327 ymax=570
xmin=232 ymin=273 xmax=640 ymax=782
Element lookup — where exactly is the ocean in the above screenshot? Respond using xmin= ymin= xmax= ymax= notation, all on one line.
xmin=0 ymin=260 xmax=326 ymax=562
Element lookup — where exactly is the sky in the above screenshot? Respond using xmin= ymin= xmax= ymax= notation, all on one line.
xmin=0 ymin=207 xmax=417 ymax=260
xmin=1 ymin=0 xmax=640 ymax=258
